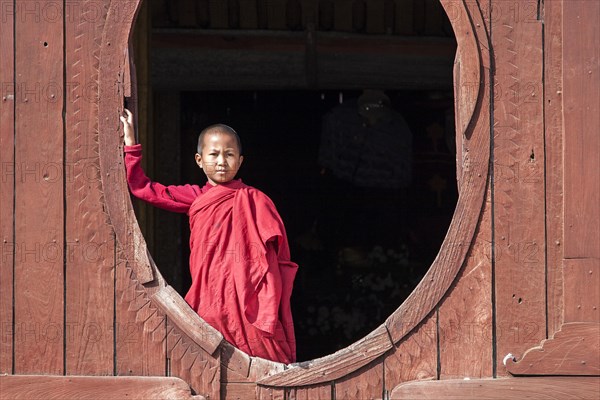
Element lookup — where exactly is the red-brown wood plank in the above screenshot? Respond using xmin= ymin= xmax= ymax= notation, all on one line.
xmin=563 ymin=259 xmax=599 ymax=323
xmin=0 ymin=0 xmax=15 ymax=374
xmin=334 ymin=359 xmax=384 ymax=400
xmin=562 ymin=0 xmax=600 ymax=260
xmin=0 ymin=375 xmax=201 ymax=400
xmin=13 ymin=0 xmax=65 ymax=374
xmin=491 ymin=0 xmax=546 ymax=376
xmin=390 ymin=376 xmax=600 ymax=400
xmin=383 ymin=313 xmax=437 ymax=393
xmin=64 ymin=0 xmax=114 ymax=375
xmin=287 ymin=383 xmax=332 ymax=400
xmin=438 ymin=192 xmax=493 ymax=378
xmin=543 ymin=0 xmax=564 ymax=339
xmin=257 ymin=385 xmax=285 ymax=400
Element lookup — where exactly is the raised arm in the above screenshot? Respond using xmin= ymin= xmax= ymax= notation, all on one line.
xmin=121 ymin=109 xmax=201 ymax=213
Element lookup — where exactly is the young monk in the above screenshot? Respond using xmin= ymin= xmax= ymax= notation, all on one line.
xmin=120 ymin=109 xmax=297 ymax=363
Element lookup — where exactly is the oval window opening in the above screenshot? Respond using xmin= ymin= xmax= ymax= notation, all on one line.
xmin=129 ymin=1 xmax=457 ymax=362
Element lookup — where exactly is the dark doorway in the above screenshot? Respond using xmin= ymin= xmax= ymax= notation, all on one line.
xmin=147 ymin=89 xmax=457 ymax=360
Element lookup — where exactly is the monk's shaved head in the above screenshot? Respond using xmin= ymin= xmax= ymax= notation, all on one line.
xmin=197 ymin=124 xmax=242 ymax=155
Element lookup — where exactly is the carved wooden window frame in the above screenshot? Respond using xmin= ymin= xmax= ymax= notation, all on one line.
xmin=97 ymin=0 xmax=491 ymax=387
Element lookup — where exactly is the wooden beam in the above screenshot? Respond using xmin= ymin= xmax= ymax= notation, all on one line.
xmin=150 ymin=30 xmax=455 ymax=90
xmin=390 ymin=376 xmax=600 ymax=400
xmin=0 ymin=375 xmax=204 ymax=400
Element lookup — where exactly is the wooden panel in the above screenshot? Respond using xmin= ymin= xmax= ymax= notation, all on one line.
xmin=286 ymin=384 xmax=332 ymax=400
xmin=0 ymin=0 xmax=15 ymax=374
xmin=563 ymin=0 xmax=600 ymax=259
xmin=64 ymin=0 xmax=114 ymax=375
xmin=491 ymin=0 xmax=546 ymax=376
xmin=365 ymin=0 xmax=385 ymax=34
xmin=563 ymin=259 xmax=600 ymax=323
xmin=390 ymin=376 xmax=600 ymax=400
xmin=267 ymin=0 xmax=287 ymax=29
xmin=115 ymin=258 xmax=167 ymax=376
xmin=543 ymin=0 xmax=564 ymax=339
xmin=383 ymin=313 xmax=437 ymax=395
xmin=222 ymin=382 xmax=257 ymax=400
xmin=239 ymin=0 xmax=259 ymax=29
xmin=506 ymin=322 xmax=599 ymax=376
xmin=334 ymin=359 xmax=384 ymax=400
xmin=13 ymin=0 xmax=64 ymax=374
xmin=394 ymin=0 xmax=413 ymax=35
xmin=209 ymin=0 xmax=229 ymax=28
xmin=0 ymin=375 xmax=201 ymax=400
xmin=438 ymin=191 xmax=493 ymax=378
xmin=424 ymin=0 xmax=443 ymax=36
xmin=257 ymin=385 xmax=285 ymax=400
xmin=177 ymin=0 xmax=198 ymax=27
xmin=333 ymin=0 xmax=353 ymax=32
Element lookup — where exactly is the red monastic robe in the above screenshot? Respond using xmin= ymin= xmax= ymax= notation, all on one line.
xmin=124 ymin=144 xmax=297 ymax=363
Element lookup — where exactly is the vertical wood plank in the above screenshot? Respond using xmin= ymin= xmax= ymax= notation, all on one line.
xmin=0 ymin=0 xmax=15 ymax=375
xmin=64 ymin=0 xmax=114 ymax=375
xmin=209 ymin=0 xmax=229 ymax=28
xmin=394 ymin=0 xmax=413 ymax=35
xmin=13 ymin=0 xmax=64 ymax=374
xmin=267 ymin=0 xmax=287 ymax=29
xmin=334 ymin=359 xmax=384 ymax=400
xmin=365 ymin=0 xmax=385 ymax=34
xmin=563 ymin=0 xmax=600 ymax=260
xmin=333 ymin=0 xmax=353 ymax=31
xmin=438 ymin=192 xmax=493 ymax=378
xmin=287 ymin=383 xmax=332 ymax=400
xmin=563 ymin=259 xmax=600 ymax=323
xmin=300 ymin=0 xmax=318 ymax=27
xmin=543 ymin=0 xmax=564 ymax=338
xmin=492 ymin=0 xmax=546 ymax=375
xmin=383 ymin=313 xmax=437 ymax=394
xmin=424 ymin=0 xmax=443 ymax=36
xmin=239 ymin=0 xmax=259 ymax=28
xmin=177 ymin=0 xmax=198 ymax=27
xmin=257 ymin=385 xmax=285 ymax=400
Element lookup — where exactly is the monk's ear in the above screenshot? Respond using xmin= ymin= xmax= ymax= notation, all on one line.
xmin=239 ymin=155 xmax=244 ymax=168
xmin=195 ymin=153 xmax=203 ymax=169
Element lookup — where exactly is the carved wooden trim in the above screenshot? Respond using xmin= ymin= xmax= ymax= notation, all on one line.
xmin=506 ymin=322 xmax=600 ymax=376
xmin=152 ymin=286 xmax=223 ymax=355
xmin=97 ymin=0 xmax=491 ymax=389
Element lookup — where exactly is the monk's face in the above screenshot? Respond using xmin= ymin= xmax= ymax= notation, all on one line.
xmin=195 ymin=131 xmax=244 ymax=186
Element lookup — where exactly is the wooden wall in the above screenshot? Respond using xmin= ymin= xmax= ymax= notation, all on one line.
xmin=0 ymin=0 xmax=598 ymax=399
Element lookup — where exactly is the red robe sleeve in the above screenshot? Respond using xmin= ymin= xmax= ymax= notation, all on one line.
xmin=124 ymin=144 xmax=201 ymax=213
